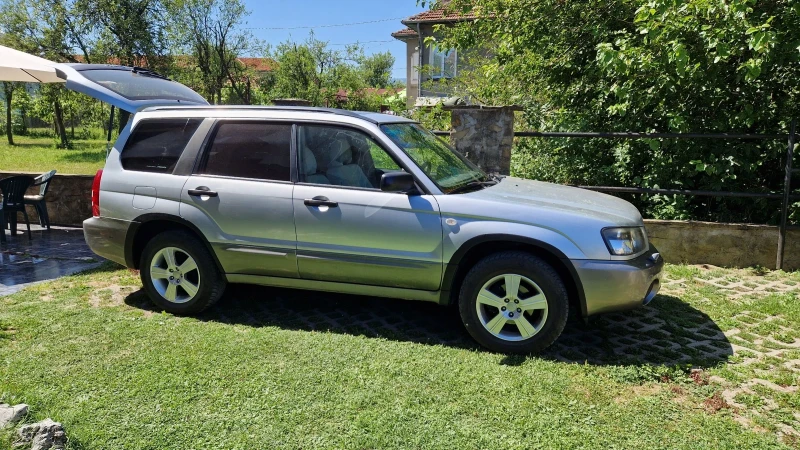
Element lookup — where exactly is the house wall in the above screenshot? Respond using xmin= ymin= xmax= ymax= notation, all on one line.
xmin=409 ymin=23 xmax=479 ymax=104
xmin=418 ymin=23 xmax=453 ymax=99
xmin=403 ymin=38 xmax=420 ymax=108
xmin=399 ymin=23 xmax=460 ymax=107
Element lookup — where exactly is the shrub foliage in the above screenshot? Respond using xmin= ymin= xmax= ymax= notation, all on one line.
xmin=435 ymin=0 xmax=800 ymax=223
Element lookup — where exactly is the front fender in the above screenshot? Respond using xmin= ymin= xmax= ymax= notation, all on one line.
xmin=442 ymin=219 xmax=587 ymax=263
xmin=438 ymin=220 xmax=589 ymax=317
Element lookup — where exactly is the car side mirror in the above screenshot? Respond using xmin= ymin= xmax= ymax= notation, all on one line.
xmin=380 ymin=172 xmax=418 ymax=194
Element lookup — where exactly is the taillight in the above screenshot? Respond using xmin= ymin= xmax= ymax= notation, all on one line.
xmin=91 ymin=169 xmax=103 ymax=217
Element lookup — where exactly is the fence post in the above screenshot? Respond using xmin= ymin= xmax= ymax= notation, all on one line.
xmin=777 ymin=119 xmax=796 ymax=270
xmin=447 ymin=106 xmax=520 ymax=175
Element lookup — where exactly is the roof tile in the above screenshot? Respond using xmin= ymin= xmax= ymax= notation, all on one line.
xmin=391 ymin=28 xmax=419 ymax=39
xmin=402 ymin=7 xmax=477 ymax=24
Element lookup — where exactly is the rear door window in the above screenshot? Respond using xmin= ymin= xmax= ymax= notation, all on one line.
xmin=121 ymin=118 xmax=203 ymax=173
xmin=198 ymin=122 xmax=292 ymax=181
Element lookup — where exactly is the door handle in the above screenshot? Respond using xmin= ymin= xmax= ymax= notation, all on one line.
xmin=188 ymin=186 xmax=218 ymax=197
xmin=304 ymin=196 xmax=338 ymax=208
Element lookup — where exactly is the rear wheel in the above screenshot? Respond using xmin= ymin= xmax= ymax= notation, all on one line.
xmin=458 ymin=251 xmax=568 ymax=354
xmin=140 ymin=230 xmax=226 ymax=315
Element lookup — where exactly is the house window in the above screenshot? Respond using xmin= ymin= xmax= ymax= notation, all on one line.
xmin=429 ymin=46 xmax=456 ymax=79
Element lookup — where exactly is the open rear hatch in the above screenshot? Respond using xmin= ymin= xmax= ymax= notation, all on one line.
xmin=55 ymin=64 xmax=209 ymax=113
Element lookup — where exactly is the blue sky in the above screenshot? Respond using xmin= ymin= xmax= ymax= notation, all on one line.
xmin=241 ymin=0 xmax=425 ymax=80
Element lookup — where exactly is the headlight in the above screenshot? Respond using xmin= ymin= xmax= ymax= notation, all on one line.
xmin=602 ymin=227 xmax=647 ymax=256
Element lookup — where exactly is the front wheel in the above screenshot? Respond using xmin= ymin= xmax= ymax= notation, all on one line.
xmin=140 ymin=230 xmax=226 ymax=315
xmin=458 ymin=251 xmax=569 ymax=354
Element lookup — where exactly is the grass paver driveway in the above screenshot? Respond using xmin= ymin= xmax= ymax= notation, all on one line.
xmin=1 ymin=263 xmax=799 ymax=449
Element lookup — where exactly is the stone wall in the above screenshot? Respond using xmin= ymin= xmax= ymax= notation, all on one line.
xmin=449 ymin=106 xmax=517 ymax=175
xmin=645 ymin=219 xmax=800 ymax=270
xmin=0 ymin=171 xmax=93 ymax=228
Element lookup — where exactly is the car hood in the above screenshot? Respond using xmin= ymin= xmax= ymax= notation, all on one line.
xmin=443 ymin=177 xmax=644 ymax=227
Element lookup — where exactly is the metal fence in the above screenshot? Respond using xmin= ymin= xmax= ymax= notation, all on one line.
xmin=433 ymin=122 xmax=799 ymax=269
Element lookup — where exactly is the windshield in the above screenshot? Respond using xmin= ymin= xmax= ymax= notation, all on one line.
xmin=380 ymin=123 xmax=488 ymax=193
xmin=80 ymin=69 xmax=207 ymax=103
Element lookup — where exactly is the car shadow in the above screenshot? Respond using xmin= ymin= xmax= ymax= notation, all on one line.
xmin=124 ymin=285 xmax=732 ymax=367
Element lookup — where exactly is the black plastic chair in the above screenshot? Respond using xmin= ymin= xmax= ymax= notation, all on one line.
xmin=0 ymin=175 xmax=34 ymax=240
xmin=23 ymin=170 xmax=56 ymax=229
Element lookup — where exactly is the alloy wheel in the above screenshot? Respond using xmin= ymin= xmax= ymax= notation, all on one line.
xmin=149 ymin=247 xmax=201 ymax=304
xmin=475 ymin=274 xmax=549 ymax=341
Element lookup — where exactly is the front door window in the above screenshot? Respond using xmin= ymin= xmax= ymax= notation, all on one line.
xmin=297 ymin=125 xmax=406 ymax=189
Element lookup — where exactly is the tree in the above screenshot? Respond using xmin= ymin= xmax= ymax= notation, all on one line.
xmin=2 ymin=82 xmax=17 ymax=145
xmin=431 ymin=0 xmax=800 ymax=224
xmin=170 ymin=0 xmax=262 ymax=104
xmin=0 ymin=0 xmax=86 ymax=146
xmin=267 ymin=41 xmax=319 ymax=102
xmin=267 ymin=33 xmax=379 ymax=108
xmin=0 ymin=0 xmax=180 ymax=138
xmin=0 ymin=0 xmax=93 ymax=63
xmin=358 ymin=51 xmax=394 ymax=88
xmin=84 ymin=0 xmax=172 ymax=70
xmin=31 ymin=84 xmax=71 ymax=147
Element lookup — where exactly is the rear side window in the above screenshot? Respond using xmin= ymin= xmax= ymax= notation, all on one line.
xmin=121 ymin=118 xmax=202 ymax=173
xmin=199 ymin=122 xmax=292 ymax=181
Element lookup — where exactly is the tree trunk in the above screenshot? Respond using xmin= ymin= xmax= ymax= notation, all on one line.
xmin=245 ymin=77 xmax=251 ymax=105
xmin=69 ymin=102 xmax=75 ymax=138
xmin=53 ymin=99 xmax=69 ymax=148
xmin=4 ymin=83 xmax=13 ymax=146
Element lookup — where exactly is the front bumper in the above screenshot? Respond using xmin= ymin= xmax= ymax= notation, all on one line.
xmin=572 ymin=246 xmax=664 ymax=317
xmin=83 ymin=216 xmax=132 ymax=267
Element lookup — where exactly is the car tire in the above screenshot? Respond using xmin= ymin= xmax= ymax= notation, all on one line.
xmin=458 ymin=251 xmax=568 ymax=354
xmin=139 ymin=230 xmax=226 ymax=315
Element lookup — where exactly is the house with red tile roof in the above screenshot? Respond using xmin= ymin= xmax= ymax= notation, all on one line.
xmin=392 ymin=0 xmax=476 ymax=107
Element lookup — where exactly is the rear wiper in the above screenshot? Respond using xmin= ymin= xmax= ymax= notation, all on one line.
xmin=447 ymin=179 xmax=497 ymax=195
xmin=131 ymin=66 xmax=169 ymax=80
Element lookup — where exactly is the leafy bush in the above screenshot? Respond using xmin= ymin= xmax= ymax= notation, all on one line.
xmin=435 ymin=0 xmax=800 ymax=224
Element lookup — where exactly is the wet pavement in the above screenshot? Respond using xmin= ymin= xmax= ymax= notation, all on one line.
xmin=0 ymin=225 xmax=103 ymax=296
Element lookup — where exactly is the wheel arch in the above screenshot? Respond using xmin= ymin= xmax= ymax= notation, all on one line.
xmin=125 ymin=213 xmax=225 ymax=276
xmin=441 ymin=234 xmax=587 ymax=318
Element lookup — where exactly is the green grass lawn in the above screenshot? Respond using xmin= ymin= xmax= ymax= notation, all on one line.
xmin=0 ymin=134 xmax=107 ymax=175
xmin=1 ymin=264 xmax=799 ymax=449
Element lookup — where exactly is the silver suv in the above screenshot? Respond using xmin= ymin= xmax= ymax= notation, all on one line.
xmin=63 ymin=64 xmax=664 ymax=354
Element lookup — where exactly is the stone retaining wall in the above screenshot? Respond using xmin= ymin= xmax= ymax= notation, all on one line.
xmin=645 ymin=219 xmax=800 ymax=270
xmin=0 ymin=171 xmax=93 ymax=228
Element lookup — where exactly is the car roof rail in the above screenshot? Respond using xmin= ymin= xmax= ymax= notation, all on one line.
xmin=139 ymin=105 xmax=384 ymax=123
